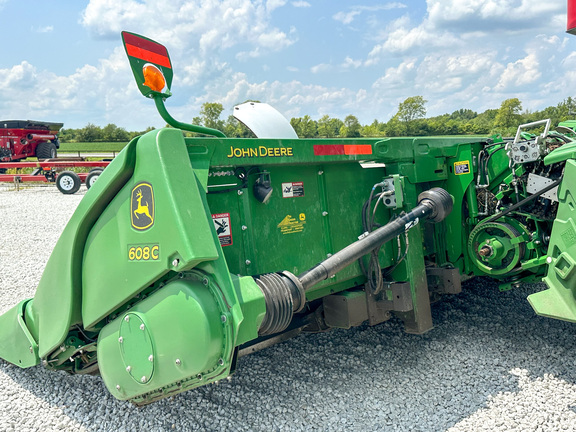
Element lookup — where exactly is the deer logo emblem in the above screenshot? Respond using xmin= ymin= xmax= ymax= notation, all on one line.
xmin=131 ymin=182 xmax=155 ymax=230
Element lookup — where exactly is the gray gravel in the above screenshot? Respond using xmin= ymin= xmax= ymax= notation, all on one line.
xmin=2 ymin=185 xmax=576 ymax=431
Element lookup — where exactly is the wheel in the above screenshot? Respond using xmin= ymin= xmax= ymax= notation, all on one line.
xmin=36 ymin=142 xmax=57 ymax=160
xmin=85 ymin=169 xmax=103 ymax=189
xmin=56 ymin=171 xmax=81 ymax=194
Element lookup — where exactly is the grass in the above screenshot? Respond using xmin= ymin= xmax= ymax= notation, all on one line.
xmin=59 ymin=142 xmax=127 ymax=152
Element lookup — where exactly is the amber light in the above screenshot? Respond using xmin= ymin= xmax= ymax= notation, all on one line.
xmin=142 ymin=63 xmax=166 ymax=93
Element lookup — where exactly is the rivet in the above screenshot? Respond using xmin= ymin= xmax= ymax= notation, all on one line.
xmin=175 ymin=359 xmax=181 ymax=366
xmin=202 ymin=278 xmax=209 ymax=286
xmin=118 ymin=337 xmax=123 ymax=343
xmin=29 ymin=346 xmax=33 ymax=354
xmin=245 ymin=260 xmax=251 ymax=265
xmin=546 ymin=256 xmax=553 ymax=264
xmin=318 ymin=170 xmax=324 ymax=175
xmin=221 ymin=315 xmax=227 ymax=323
xmin=237 ymin=190 xmax=243 ymax=195
xmin=124 ymin=315 xmax=130 ymax=322
xmin=116 ymin=385 xmax=121 ymax=390
xmin=140 ymin=323 xmax=145 ymax=331
xmin=141 ymin=376 xmax=147 ymax=383
xmin=172 ymin=259 xmax=179 ymax=267
xmin=241 ymin=225 xmax=247 ymax=231
xmin=126 ymin=365 xmax=132 ymax=372
xmin=148 ymin=355 xmax=154 ymax=362
xmin=218 ymin=358 xmax=224 ymax=366
xmin=197 ymin=374 xmax=203 ymax=380
xmin=322 ymin=211 xmax=328 ymax=216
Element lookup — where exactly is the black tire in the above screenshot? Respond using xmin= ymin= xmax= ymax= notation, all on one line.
xmin=85 ymin=169 xmax=103 ymax=189
xmin=56 ymin=171 xmax=81 ymax=194
xmin=36 ymin=142 xmax=57 ymax=160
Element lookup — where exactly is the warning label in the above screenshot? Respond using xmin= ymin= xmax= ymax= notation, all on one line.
xmin=454 ymin=160 xmax=470 ymax=175
xmin=282 ymin=181 xmax=304 ymax=198
xmin=212 ymin=213 xmax=233 ymax=246
xmin=278 ymin=214 xmax=306 ymax=235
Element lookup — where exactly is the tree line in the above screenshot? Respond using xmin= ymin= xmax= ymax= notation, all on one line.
xmin=60 ymin=96 xmax=576 ymax=142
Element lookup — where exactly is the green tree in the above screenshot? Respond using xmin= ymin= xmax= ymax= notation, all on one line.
xmin=396 ymin=96 xmax=427 ymax=135
xmin=198 ymin=102 xmax=225 ymax=131
xmin=494 ymin=98 xmax=523 ymax=129
xmin=340 ymin=115 xmax=361 ymax=138
xmin=77 ymin=123 xmax=102 ymax=142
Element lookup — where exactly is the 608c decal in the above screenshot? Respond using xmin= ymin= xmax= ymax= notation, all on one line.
xmin=128 ymin=244 xmax=159 ymax=261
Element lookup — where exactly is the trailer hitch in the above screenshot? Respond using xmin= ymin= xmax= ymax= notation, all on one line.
xmin=254 ymin=187 xmax=453 ymax=336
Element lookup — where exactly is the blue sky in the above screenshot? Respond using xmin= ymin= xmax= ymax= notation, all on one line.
xmin=0 ymin=0 xmax=570 ymax=131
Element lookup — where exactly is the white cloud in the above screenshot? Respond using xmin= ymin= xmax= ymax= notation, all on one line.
xmin=333 ymin=3 xmax=407 ymax=25
xmin=310 ymin=63 xmax=332 ymax=74
xmin=291 ymin=1 xmax=310 ymax=8
xmin=82 ymin=0 xmax=295 ymax=57
xmin=35 ymin=26 xmax=54 ymax=33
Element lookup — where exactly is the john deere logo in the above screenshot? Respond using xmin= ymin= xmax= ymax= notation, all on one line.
xmin=131 ymin=182 xmax=154 ymax=231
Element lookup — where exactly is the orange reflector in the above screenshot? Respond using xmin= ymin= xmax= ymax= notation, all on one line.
xmin=142 ymin=63 xmax=166 ymax=93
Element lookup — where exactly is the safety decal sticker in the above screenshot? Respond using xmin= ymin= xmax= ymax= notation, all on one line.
xmin=454 ymin=160 xmax=471 ymax=175
xmin=131 ymin=182 xmax=155 ymax=231
xmin=212 ymin=213 xmax=233 ymax=246
xmin=278 ymin=213 xmax=306 ymax=235
xmin=282 ymin=182 xmax=304 ymax=198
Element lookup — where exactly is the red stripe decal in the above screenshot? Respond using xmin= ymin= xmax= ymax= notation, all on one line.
xmin=123 ymin=32 xmax=168 ymax=57
xmin=126 ymin=43 xmax=171 ymax=68
xmin=313 ymin=144 xmax=372 ymax=156
xmin=313 ymin=145 xmax=345 ymax=155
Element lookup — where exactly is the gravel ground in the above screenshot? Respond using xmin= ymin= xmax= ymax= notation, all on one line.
xmin=2 ymin=185 xmax=576 ymax=431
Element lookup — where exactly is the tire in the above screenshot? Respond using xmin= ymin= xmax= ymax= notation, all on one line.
xmin=85 ymin=169 xmax=103 ymax=189
xmin=36 ymin=142 xmax=57 ymax=160
xmin=56 ymin=171 xmax=81 ymax=194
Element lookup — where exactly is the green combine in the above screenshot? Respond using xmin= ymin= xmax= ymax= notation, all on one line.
xmin=0 ymin=32 xmax=575 ymax=405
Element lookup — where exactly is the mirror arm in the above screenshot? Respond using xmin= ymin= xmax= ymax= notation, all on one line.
xmin=153 ymin=95 xmax=226 ymax=138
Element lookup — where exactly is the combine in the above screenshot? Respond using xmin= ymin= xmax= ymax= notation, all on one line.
xmin=0 ymin=32 xmax=575 ymax=405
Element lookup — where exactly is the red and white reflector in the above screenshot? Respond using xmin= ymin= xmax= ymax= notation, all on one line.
xmin=568 ymin=0 xmax=576 ymax=34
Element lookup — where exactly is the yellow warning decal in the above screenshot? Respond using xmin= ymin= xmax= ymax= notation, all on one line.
xmin=278 ymin=214 xmax=306 ymax=234
xmin=454 ymin=160 xmax=471 ymax=176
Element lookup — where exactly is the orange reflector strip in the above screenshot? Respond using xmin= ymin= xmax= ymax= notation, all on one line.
xmin=125 ymin=44 xmax=171 ymax=69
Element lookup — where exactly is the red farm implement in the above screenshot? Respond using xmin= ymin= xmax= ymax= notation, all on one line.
xmin=0 ymin=160 xmax=110 ymax=194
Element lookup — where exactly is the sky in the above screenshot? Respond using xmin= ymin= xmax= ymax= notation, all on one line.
xmin=0 ymin=0 xmax=571 ymax=131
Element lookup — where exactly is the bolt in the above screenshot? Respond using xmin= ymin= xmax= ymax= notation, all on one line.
xmin=546 ymin=256 xmax=553 ymax=264
xmin=221 ymin=315 xmax=227 ymax=323
xmin=327 ymin=253 xmax=332 ymax=258
xmin=60 ymin=345 xmax=66 ymax=352
xmin=116 ymin=385 xmax=121 ymax=391
xmin=126 ymin=365 xmax=132 ymax=372
xmin=124 ymin=315 xmax=130 ymax=322
xmin=148 ymin=355 xmax=154 ymax=362
xmin=42 ymin=360 xmax=48 ymax=366
xmin=322 ymin=211 xmax=328 ymax=216
xmin=318 ymin=170 xmax=324 ymax=175
xmin=29 ymin=346 xmax=33 ymax=354
xmin=118 ymin=337 xmax=123 ymax=343
xmin=197 ymin=374 xmax=203 ymax=380
xmin=140 ymin=323 xmax=145 ymax=331
xmin=241 ymin=225 xmax=247 ymax=231
xmin=237 ymin=190 xmax=243 ymax=195
xmin=218 ymin=358 xmax=225 ymax=366
xmin=245 ymin=260 xmax=251 ymax=266
xmin=175 ymin=359 xmax=181 ymax=366
xmin=172 ymin=259 xmax=180 ymax=267
xmin=141 ymin=376 xmax=147 ymax=383
xmin=202 ymin=278 xmax=209 ymax=286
